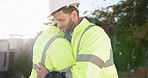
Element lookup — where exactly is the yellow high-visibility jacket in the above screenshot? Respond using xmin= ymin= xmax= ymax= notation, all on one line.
xmin=65 ymin=18 xmax=119 ymax=78
xmin=29 ymin=25 xmax=75 ymax=78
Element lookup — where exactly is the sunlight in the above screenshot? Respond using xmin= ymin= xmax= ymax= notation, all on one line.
xmin=0 ymin=0 xmax=49 ymax=39
xmin=0 ymin=0 xmax=120 ymax=39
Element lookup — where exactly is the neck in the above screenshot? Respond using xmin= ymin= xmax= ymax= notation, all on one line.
xmin=71 ymin=17 xmax=80 ymax=32
xmin=76 ymin=17 xmax=81 ymax=26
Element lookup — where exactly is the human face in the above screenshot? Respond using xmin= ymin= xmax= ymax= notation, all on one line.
xmin=53 ymin=10 xmax=75 ymax=32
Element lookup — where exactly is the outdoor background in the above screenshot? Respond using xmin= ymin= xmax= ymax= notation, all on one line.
xmin=0 ymin=0 xmax=148 ymax=78
xmin=0 ymin=0 xmax=119 ymax=39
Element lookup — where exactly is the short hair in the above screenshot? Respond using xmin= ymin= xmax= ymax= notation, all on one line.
xmin=51 ymin=6 xmax=79 ymax=17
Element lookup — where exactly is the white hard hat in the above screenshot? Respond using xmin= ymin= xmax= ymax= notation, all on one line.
xmin=49 ymin=0 xmax=80 ymax=15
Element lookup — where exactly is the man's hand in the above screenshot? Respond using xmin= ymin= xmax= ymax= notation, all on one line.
xmin=36 ymin=62 xmax=49 ymax=78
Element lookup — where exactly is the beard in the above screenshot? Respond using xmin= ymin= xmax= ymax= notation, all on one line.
xmin=66 ymin=17 xmax=75 ymax=33
xmin=64 ymin=17 xmax=74 ymax=42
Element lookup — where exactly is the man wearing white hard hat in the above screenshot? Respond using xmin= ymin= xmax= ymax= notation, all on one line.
xmin=35 ymin=0 xmax=119 ymax=78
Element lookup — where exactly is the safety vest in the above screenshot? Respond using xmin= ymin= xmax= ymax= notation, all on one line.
xmin=29 ymin=25 xmax=75 ymax=78
xmin=65 ymin=18 xmax=119 ymax=78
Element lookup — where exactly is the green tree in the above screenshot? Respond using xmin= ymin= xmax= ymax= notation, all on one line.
xmin=88 ymin=0 xmax=148 ymax=71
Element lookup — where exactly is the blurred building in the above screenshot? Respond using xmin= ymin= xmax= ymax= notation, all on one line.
xmin=0 ymin=39 xmax=9 ymax=72
xmin=9 ymin=34 xmax=23 ymax=60
xmin=0 ymin=34 xmax=23 ymax=72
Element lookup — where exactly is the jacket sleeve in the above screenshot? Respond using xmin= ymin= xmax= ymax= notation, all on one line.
xmin=44 ymin=71 xmax=66 ymax=78
xmin=66 ymin=26 xmax=113 ymax=78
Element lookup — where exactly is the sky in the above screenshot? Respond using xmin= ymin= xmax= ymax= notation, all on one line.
xmin=0 ymin=0 xmax=120 ymax=39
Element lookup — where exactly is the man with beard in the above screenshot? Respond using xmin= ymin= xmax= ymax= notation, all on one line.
xmin=35 ymin=0 xmax=119 ymax=78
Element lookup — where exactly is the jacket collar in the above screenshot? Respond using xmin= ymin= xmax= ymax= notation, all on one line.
xmin=73 ymin=18 xmax=90 ymax=34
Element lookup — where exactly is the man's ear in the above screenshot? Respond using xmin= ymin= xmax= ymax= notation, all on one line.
xmin=71 ymin=10 xmax=77 ymax=20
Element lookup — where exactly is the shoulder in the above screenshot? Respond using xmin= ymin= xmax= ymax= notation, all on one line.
xmin=84 ymin=24 xmax=110 ymax=40
xmin=87 ymin=24 xmax=106 ymax=34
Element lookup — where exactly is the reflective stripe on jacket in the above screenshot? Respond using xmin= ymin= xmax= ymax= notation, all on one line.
xmin=29 ymin=25 xmax=75 ymax=78
xmin=66 ymin=18 xmax=118 ymax=78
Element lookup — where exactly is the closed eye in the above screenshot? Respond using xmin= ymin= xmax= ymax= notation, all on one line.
xmin=55 ymin=19 xmax=65 ymax=22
